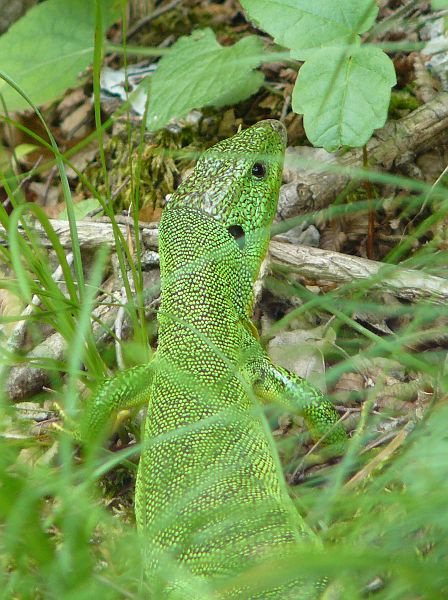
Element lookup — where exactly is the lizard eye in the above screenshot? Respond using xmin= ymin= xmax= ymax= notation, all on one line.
xmin=227 ymin=225 xmax=245 ymax=240
xmin=251 ymin=161 xmax=266 ymax=179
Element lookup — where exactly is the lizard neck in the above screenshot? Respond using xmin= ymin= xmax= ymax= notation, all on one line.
xmin=159 ymin=206 xmax=254 ymax=320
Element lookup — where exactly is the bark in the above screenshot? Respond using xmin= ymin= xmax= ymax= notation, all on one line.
xmin=269 ymin=240 xmax=448 ymax=305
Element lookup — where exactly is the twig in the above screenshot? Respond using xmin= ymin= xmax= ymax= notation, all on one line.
xmin=344 ymin=422 xmax=413 ymax=489
xmin=2 ymin=219 xmax=448 ymax=306
xmin=42 ymin=164 xmax=58 ymax=203
xmin=367 ymin=0 xmax=422 ymax=38
xmin=115 ymin=286 xmax=127 ymax=370
xmin=16 ymin=156 xmax=43 ymax=192
xmin=280 ymin=94 xmax=291 ymax=122
xmin=361 ymin=419 xmax=408 ymax=453
xmin=413 ymin=162 xmax=448 ymax=221
xmin=111 ymin=175 xmax=131 ymax=201
xmin=0 ymin=219 xmax=159 ymax=251
xmin=362 ymin=145 xmax=375 ymax=260
xmin=125 ymin=0 xmax=184 ymax=41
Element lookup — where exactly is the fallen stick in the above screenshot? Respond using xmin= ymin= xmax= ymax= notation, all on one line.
xmin=3 ymin=220 xmax=447 ymax=400
xmin=2 ymin=219 xmax=447 ymax=305
xmin=269 ymin=240 xmax=448 ymax=305
xmin=0 ymin=218 xmax=159 ymax=251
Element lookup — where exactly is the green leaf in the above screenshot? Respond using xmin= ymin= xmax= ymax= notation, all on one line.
xmin=59 ymin=198 xmax=103 ymax=221
xmin=240 ymin=0 xmax=378 ymax=60
xmin=432 ymin=0 xmax=448 ymax=7
xmin=14 ymin=143 xmax=39 ymax=159
xmin=292 ymin=46 xmax=396 ymax=151
xmin=0 ymin=0 xmax=120 ymax=111
xmin=146 ymin=29 xmax=264 ymax=131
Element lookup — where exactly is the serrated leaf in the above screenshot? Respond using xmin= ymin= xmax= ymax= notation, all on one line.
xmin=146 ymin=29 xmax=264 ymax=131
xmin=292 ymin=46 xmax=396 ymax=151
xmin=0 ymin=0 xmax=120 ymax=112
xmin=240 ymin=0 xmax=378 ymax=60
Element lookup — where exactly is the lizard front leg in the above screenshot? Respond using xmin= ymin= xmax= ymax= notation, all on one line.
xmin=79 ymin=361 xmax=154 ymax=446
xmin=244 ymin=347 xmax=347 ymax=451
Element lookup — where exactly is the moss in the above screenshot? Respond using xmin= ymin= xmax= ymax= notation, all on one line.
xmin=388 ymin=90 xmax=421 ymax=119
xmin=80 ymin=124 xmax=214 ymax=219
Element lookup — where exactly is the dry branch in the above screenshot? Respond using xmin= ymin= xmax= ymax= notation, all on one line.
xmin=3 ymin=213 xmax=448 ymax=400
xmin=2 ymin=219 xmax=447 ymax=305
xmin=0 ymin=218 xmax=159 ymax=251
xmin=269 ymin=240 xmax=448 ymax=305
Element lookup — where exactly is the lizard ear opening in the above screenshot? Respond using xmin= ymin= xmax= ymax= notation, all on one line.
xmin=227 ymin=225 xmax=245 ymax=241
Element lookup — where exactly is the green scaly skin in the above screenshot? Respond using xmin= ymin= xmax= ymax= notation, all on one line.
xmin=81 ymin=121 xmax=346 ymax=598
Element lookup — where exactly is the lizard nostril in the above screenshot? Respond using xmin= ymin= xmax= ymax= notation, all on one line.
xmin=227 ymin=225 xmax=245 ymax=240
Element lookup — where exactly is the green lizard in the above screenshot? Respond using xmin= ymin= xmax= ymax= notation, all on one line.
xmin=81 ymin=120 xmax=346 ymax=598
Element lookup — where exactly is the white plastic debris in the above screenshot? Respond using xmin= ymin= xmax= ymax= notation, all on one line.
xmin=100 ymin=63 xmax=157 ymax=115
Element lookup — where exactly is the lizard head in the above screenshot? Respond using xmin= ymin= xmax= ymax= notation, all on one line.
xmin=169 ymin=120 xmax=287 ymax=282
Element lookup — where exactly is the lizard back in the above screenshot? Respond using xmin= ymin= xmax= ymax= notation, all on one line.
xmin=136 ymin=122 xmax=320 ymax=597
